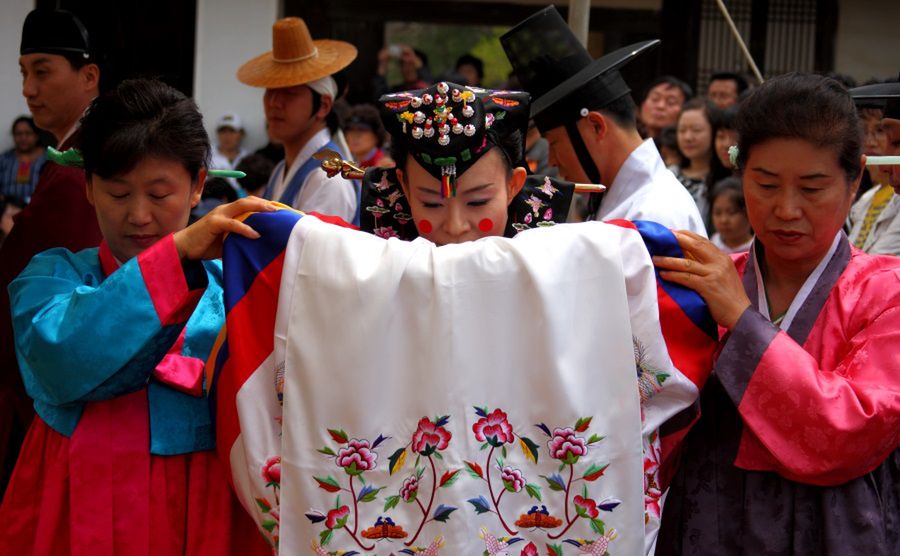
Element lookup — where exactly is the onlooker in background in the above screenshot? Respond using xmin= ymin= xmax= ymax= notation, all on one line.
xmin=192 ymin=177 xmax=239 ymax=221
xmin=373 ymin=44 xmax=431 ymax=101
xmin=342 ymin=104 xmax=392 ymax=168
xmin=670 ymin=98 xmax=719 ymax=229
xmin=237 ymin=17 xmax=359 ymax=221
xmin=254 ymin=123 xmax=285 ymax=166
xmin=847 ymin=99 xmax=899 ymax=254
xmin=707 ymin=71 xmax=748 ymax=109
xmin=455 ymin=53 xmax=484 ymax=87
xmin=655 ymin=125 xmax=682 ymax=167
xmin=210 ymin=113 xmax=248 ymax=193
xmin=712 ymin=104 xmax=739 ymax=173
xmin=235 ymin=153 xmax=274 ymax=197
xmin=709 ymin=176 xmax=753 ymax=254
xmin=0 ymin=116 xmax=46 ymax=201
xmin=0 ymin=8 xmax=104 ymax=498
xmin=0 ymin=196 xmax=26 ymax=247
xmin=638 ymin=75 xmax=693 ymax=139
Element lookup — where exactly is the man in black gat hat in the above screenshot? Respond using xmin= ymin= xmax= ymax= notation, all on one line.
xmin=851 ymin=77 xmax=900 ymax=195
xmin=0 ymin=9 xmax=103 ymax=497
xmin=501 ymin=7 xmax=706 ymax=235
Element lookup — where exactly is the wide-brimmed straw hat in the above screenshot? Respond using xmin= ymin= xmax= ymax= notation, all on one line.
xmin=237 ymin=17 xmax=356 ymax=89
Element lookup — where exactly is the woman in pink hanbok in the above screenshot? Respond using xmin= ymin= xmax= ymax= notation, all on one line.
xmin=654 ymin=73 xmax=900 ymax=555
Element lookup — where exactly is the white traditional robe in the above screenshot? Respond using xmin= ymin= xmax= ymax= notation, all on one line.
xmin=212 ymin=211 xmax=704 ymax=555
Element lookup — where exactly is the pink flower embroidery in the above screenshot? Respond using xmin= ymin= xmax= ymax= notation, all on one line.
xmin=373 ymin=226 xmax=399 ymax=239
xmin=573 ymin=495 xmax=600 ymax=519
xmin=524 ymin=213 xmax=533 ymax=224
xmin=548 ymin=428 xmax=588 ymax=464
xmin=521 ymin=541 xmax=539 ymax=556
xmin=411 ymin=417 xmax=452 ymax=455
xmin=473 ymin=409 xmax=515 ymax=446
xmin=262 ymin=456 xmax=281 ymax=484
xmin=500 ymin=466 xmax=525 ymax=493
xmin=325 ymin=505 xmax=350 ymax=529
xmin=400 ymin=475 xmax=419 ymax=502
xmin=336 ymin=439 xmax=378 ymax=475
xmin=543 ymin=207 xmax=553 ymax=220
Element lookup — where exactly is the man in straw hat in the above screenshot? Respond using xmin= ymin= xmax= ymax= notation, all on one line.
xmin=1 ymin=8 xmax=104 ymax=497
xmin=501 ymin=7 xmax=705 ymax=235
xmin=238 ymin=17 xmax=359 ymax=222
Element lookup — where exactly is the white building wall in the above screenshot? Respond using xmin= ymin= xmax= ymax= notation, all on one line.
xmin=194 ymin=0 xmax=280 ymax=155
xmin=834 ymin=0 xmax=900 ymax=83
xmin=0 ymin=0 xmax=36 ymax=153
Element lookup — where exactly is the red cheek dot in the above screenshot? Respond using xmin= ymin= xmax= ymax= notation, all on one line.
xmin=417 ymin=219 xmax=433 ymax=234
xmin=478 ymin=218 xmax=494 ymax=232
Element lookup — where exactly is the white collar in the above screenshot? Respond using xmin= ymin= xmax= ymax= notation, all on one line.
xmin=280 ymin=128 xmax=331 ymax=187
xmin=752 ymin=231 xmax=842 ymax=330
xmin=604 ymin=139 xmax=663 ymax=207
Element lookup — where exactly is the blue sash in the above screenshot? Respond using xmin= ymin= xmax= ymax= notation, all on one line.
xmin=263 ymin=140 xmax=361 ymax=225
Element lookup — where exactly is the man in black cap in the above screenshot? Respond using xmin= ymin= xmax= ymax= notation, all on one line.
xmin=501 ymin=7 xmax=706 ymax=235
xmin=0 ymin=9 xmax=103 ymax=496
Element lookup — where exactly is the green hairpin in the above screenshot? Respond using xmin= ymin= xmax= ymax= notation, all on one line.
xmin=47 ymin=146 xmax=84 ymax=167
xmin=46 ymin=146 xmax=245 ymax=178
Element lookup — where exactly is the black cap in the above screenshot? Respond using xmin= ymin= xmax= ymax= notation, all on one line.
xmin=850 ymin=77 xmax=900 ymax=120
xmin=501 ymin=6 xmax=658 ymax=132
xmin=20 ymin=9 xmax=93 ymax=60
xmin=378 ymin=81 xmax=529 ymax=190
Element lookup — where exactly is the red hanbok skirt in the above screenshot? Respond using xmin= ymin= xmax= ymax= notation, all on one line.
xmin=0 ymin=390 xmax=271 ymax=555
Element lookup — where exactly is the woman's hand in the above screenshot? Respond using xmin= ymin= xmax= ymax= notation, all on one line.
xmin=652 ymin=230 xmax=751 ymax=329
xmin=173 ymin=196 xmax=277 ymax=261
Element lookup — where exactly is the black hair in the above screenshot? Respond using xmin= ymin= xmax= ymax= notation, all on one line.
xmin=711 ymin=104 xmax=738 ymax=131
xmin=11 ymin=115 xmax=40 ymax=137
xmin=735 ymin=73 xmax=862 ymax=183
xmin=235 ymin=154 xmax=275 ymax=194
xmin=391 ymin=129 xmax=524 ymax=178
xmin=709 ymin=72 xmax=749 ymax=95
xmin=343 ymin=103 xmax=386 ymax=146
xmin=641 ymin=75 xmax=694 ymax=104
xmin=413 ymin=49 xmax=429 ymax=70
xmin=78 ymin=78 xmax=210 ymax=181
xmin=202 ymin=177 xmax=238 ymax=203
xmin=710 ymin=175 xmax=745 ymax=213
xmin=655 ymin=125 xmax=678 ymax=151
xmin=594 ymin=94 xmax=638 ymax=130
xmin=455 ymin=54 xmax=485 ymax=81
xmin=310 ymin=71 xmax=348 ymax=135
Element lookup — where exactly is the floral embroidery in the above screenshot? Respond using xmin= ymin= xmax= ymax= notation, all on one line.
xmin=643 ymin=430 xmax=663 ymax=523
xmin=303 ymin=411 xmax=623 ymax=554
xmin=373 ymin=226 xmax=400 ymax=239
xmin=255 ymin=455 xmax=282 ymax=548
xmin=305 ymin=428 xmax=390 ymax=551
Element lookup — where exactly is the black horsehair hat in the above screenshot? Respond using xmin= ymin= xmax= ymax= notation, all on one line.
xmin=850 ymin=76 xmax=900 ymax=120
xmin=501 ymin=5 xmax=658 ymax=132
xmin=20 ymin=9 xmax=94 ymax=60
xmin=378 ymin=81 xmax=529 ymax=197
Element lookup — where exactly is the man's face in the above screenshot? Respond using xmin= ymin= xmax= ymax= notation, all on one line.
xmin=263 ymin=85 xmax=317 ymax=145
xmin=20 ymin=52 xmax=97 ymax=140
xmin=708 ymin=79 xmax=739 ymax=109
xmin=543 ymin=126 xmax=591 ymax=183
xmin=639 ymin=83 xmax=685 ymax=133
